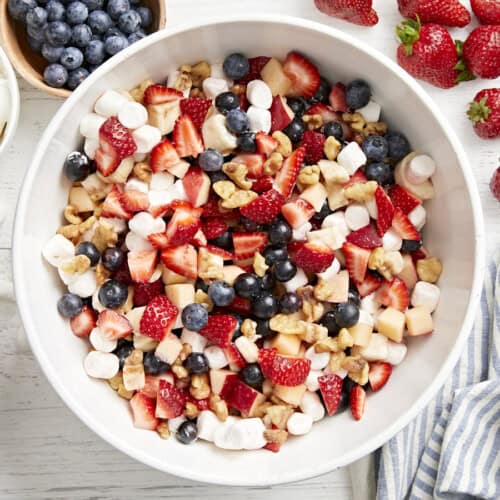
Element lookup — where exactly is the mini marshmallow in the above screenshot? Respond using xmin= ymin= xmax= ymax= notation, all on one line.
xmin=150 ymin=172 xmax=174 ymax=191
xmin=407 ymin=154 xmax=436 ymax=185
xmin=84 ymin=138 xmax=99 ymax=160
xmin=89 ymin=327 xmax=117 ymax=353
xmin=210 ymin=63 xmax=233 ymax=86
xmin=168 ymin=416 xmax=187 ymax=434
xmin=126 ymin=306 xmax=145 ymax=333
xmin=202 ymin=77 xmax=229 ymax=100
xmin=181 ymin=328 xmax=208 ymax=353
xmin=408 ymin=205 xmax=426 ymax=230
xmin=125 ymin=231 xmax=155 ymax=252
xmin=204 ymin=345 xmax=229 ymax=369
xmin=118 ymin=101 xmax=148 ymax=129
xmin=100 ymin=217 xmax=127 ymax=234
xmin=246 ymin=80 xmax=273 ymax=109
xmin=385 ymin=341 xmax=407 ymax=366
xmin=292 ymin=221 xmax=312 ymax=241
xmin=236 ymin=418 xmax=267 ymax=450
xmin=42 ymin=234 xmax=75 ymax=267
xmin=148 ymin=190 xmax=175 ymax=211
xmin=80 ymin=113 xmax=106 ymax=139
xmin=382 ymin=229 xmax=403 ymax=252
xmin=125 ymin=178 xmax=149 ymax=193
xmin=411 ymin=281 xmax=440 ymax=312
xmin=247 ymin=105 xmax=271 ymax=133
xmin=317 ymin=258 xmax=340 ymax=281
xmin=132 ymin=125 xmax=162 ymax=154
xmin=235 ymin=336 xmax=259 ymax=363
xmin=357 ymin=99 xmax=381 ymax=123
xmin=284 ymin=268 xmax=308 ymax=293
xmin=133 ymin=333 xmax=157 ymax=352
xmin=305 ymin=345 xmax=330 ymax=370
xmin=129 ymin=212 xmax=165 ymax=239
xmin=197 ymin=410 xmax=220 ymax=442
xmin=94 ymin=90 xmax=128 ymax=117
xmin=361 ymin=292 xmax=380 ymax=315
xmin=345 ymin=203 xmax=370 ymax=231
xmin=287 ymin=412 xmax=313 ymax=436
xmin=92 ymin=289 xmax=106 ymax=313
xmin=213 ymin=417 xmax=245 ymax=450
xmin=365 ymin=197 xmax=378 ymax=219
xmin=202 ymin=113 xmax=237 ymax=153
xmin=358 ymin=309 xmax=375 ymax=327
xmin=322 ymin=212 xmax=349 ymax=236
xmin=84 ymin=351 xmax=119 ymax=379
xmin=171 ymin=180 xmax=189 ymax=202
xmin=337 ymin=142 xmax=367 ymax=175
xmin=300 ymin=391 xmax=325 ymax=422
xmin=68 ymin=270 xmax=97 ymax=298
xmin=305 ymin=370 xmax=322 ymax=392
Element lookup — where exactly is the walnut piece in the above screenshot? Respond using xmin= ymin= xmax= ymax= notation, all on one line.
xmin=269 ymin=314 xmax=306 ymax=335
xmin=96 ymin=262 xmax=111 ymax=286
xmin=416 ymin=257 xmax=443 ymax=283
xmin=220 ymin=189 xmax=258 ymax=209
xmin=184 ymin=401 xmax=200 ymax=419
xmin=190 ymin=373 xmax=211 ymax=400
xmin=195 ymin=289 xmax=214 ymax=311
xmin=213 ymin=180 xmax=236 ymax=200
xmin=264 ymin=428 xmax=288 ymax=445
xmin=64 ymin=205 xmax=83 ymax=225
xmin=328 ymin=351 xmax=347 ymax=372
xmin=198 ymin=247 xmax=224 ymax=281
xmin=156 ymin=421 xmax=171 ymax=439
xmin=338 ymin=328 xmax=354 ymax=350
xmin=342 ymin=112 xmax=366 ymax=132
xmin=342 ymin=355 xmax=369 ymax=385
xmin=253 ymin=252 xmax=269 ymax=277
xmin=344 ymin=181 xmax=378 ymax=201
xmin=263 ymin=152 xmax=284 ymax=175
xmin=222 ymin=162 xmax=252 ymax=190
xmin=300 ymin=322 xmax=328 ymax=343
xmin=266 ymin=405 xmax=294 ymax=429
xmin=272 ymin=131 xmax=292 ymax=157
xmin=91 ymin=221 xmax=118 ymax=253
xmin=174 ymin=66 xmax=192 ymax=93
xmin=190 ymin=61 xmax=211 ymax=88
xmin=298 ymin=165 xmax=320 ymax=186
xmin=302 ymin=113 xmax=323 ymax=130
xmin=324 ymin=136 xmax=341 ymax=161
xmin=209 ymin=394 xmax=228 ymax=421
xmin=368 ymin=247 xmax=385 ymax=271
xmin=314 ymin=278 xmax=336 ymax=301
xmin=315 ymin=337 xmax=340 ymax=353
xmin=60 ymin=254 xmax=91 ymax=274
xmin=130 ymin=79 xmax=154 ymax=103
xmin=241 ymin=318 xmax=257 ymax=339
xmin=133 ymin=162 xmax=152 ymax=183
xmin=172 ymin=364 xmax=189 ymax=379
xmin=302 ymin=296 xmax=324 ymax=323
xmin=230 ymin=83 xmax=246 ymax=96
xmin=363 ymin=121 xmax=388 ymax=137
xmin=178 ymin=342 xmax=192 ymax=363
xmin=368 ymin=248 xmax=404 ymax=280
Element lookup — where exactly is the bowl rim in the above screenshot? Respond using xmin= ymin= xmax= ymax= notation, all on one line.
xmin=12 ymin=14 xmax=486 ymax=486
xmin=0 ymin=43 xmax=20 ymax=157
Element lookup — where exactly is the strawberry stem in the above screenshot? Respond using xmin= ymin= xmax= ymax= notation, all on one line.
xmin=454 ymin=40 xmax=475 ymax=83
xmin=396 ymin=17 xmax=421 ymax=57
xmin=467 ymin=97 xmax=491 ymax=124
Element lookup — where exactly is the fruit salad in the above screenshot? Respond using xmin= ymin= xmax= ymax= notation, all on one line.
xmin=42 ymin=50 xmax=443 ymax=451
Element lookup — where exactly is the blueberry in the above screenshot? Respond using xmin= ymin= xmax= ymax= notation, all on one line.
xmin=28 ymin=35 xmax=44 ymax=52
xmin=113 ymin=339 xmax=133 ymax=369
xmin=42 ymin=43 xmax=64 ymax=62
xmin=135 ymin=6 xmax=151 ymax=28
xmin=184 ymin=352 xmax=209 ymax=375
xmin=44 ymin=63 xmax=68 ymax=87
xmin=237 ymin=132 xmax=256 ymax=152
xmin=208 ymin=280 xmax=235 ymax=307
xmin=210 ymin=230 xmax=232 ymax=250
xmin=195 ymin=277 xmax=208 ymax=293
xmin=312 ymin=200 xmax=332 ymax=221
xmin=323 ymin=120 xmax=343 ymax=141
xmin=60 ymin=46 xmax=84 ymax=70
xmin=259 ymin=273 xmax=275 ymax=292
xmin=127 ymin=31 xmax=145 ymax=44
xmin=176 ymin=420 xmax=198 ymax=444
xmin=98 ymin=279 xmax=128 ymax=308
xmin=181 ymin=303 xmax=208 ymax=331
xmin=66 ymin=1 xmax=88 ymax=24
xmin=255 ymin=318 xmax=272 ymax=337
xmin=71 ymin=23 xmax=92 ymax=47
xmin=27 ymin=23 xmax=47 ymax=42
xmin=279 ymin=292 xmax=302 ymax=313
xmin=287 ymin=97 xmax=306 ymax=116
xmin=143 ymin=351 xmax=169 ymax=375
xmin=273 ymin=259 xmax=296 ymax=282
xmin=319 ymin=310 xmax=340 ymax=337
xmin=7 ymin=0 xmax=37 ymax=22
xmin=362 ymin=135 xmax=388 ymax=162
xmin=106 ymin=0 xmax=129 ymax=20
xmin=46 ymin=0 xmax=65 ymax=21
xmin=75 ymin=241 xmax=100 ymax=266
xmin=269 ymin=219 xmax=292 ymax=245
xmin=240 ymin=363 xmax=264 ymax=388
xmin=118 ymin=9 xmax=140 ymax=34
xmin=283 ymin=119 xmax=306 ymax=143
xmin=345 ymin=79 xmax=371 ymax=110
xmin=263 ymin=245 xmax=287 ymax=265
xmin=400 ymin=239 xmax=422 ymax=253
xmin=252 ymin=293 xmax=278 ymax=320
xmin=63 ymin=150 xmax=89 ymax=180
xmin=208 ymin=171 xmax=228 ymax=183
xmin=103 ymin=25 xmax=122 ymax=39
xmin=226 ymin=108 xmax=249 ymax=134
xmin=310 ymin=76 xmax=331 ymax=104
xmin=223 ymin=53 xmax=249 ymax=80
xmin=335 ymin=301 xmax=359 ymax=328
xmin=234 ymin=272 xmax=260 ymax=299
xmin=87 ymin=10 xmax=112 ymax=34
xmin=386 ymin=131 xmax=410 ymax=161
xmin=365 ymin=161 xmax=392 ymax=185
xmin=57 ymin=293 xmax=83 ymax=317
xmin=240 ymin=216 xmax=263 ymax=232
xmin=102 ymin=246 xmax=124 ymax=271
xmin=230 ymin=313 xmax=243 ymax=340
xmin=81 ymin=0 xmax=103 ymax=11
xmin=84 ymin=38 xmax=105 ymax=64
xmin=104 ymin=34 xmax=128 ymax=55
xmin=45 ymin=21 xmax=72 ymax=45
xmin=215 ymin=91 xmax=239 ymax=114
xmin=26 ymin=6 xmax=48 ymax=28
xmin=199 ymin=148 xmax=223 ymax=172
xmin=348 ymin=288 xmax=361 ymax=307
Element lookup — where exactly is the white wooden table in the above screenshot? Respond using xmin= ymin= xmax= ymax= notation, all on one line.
xmin=0 ymin=1 xmax=498 ymax=498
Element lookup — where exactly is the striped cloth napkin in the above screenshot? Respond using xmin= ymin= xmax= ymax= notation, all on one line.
xmin=376 ymin=253 xmax=500 ymax=499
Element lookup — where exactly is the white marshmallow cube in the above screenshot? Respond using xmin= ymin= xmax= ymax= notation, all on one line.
xmin=408 ymin=205 xmax=426 ymax=231
xmin=287 ymin=412 xmax=313 ymax=436
xmin=84 ymin=138 xmax=99 ymax=160
xmin=42 ymin=234 xmax=75 ymax=267
xmin=150 ymin=171 xmax=174 ymax=191
xmin=407 ymin=154 xmax=436 ymax=185
xmin=197 ymin=410 xmax=221 ymax=442
xmin=322 ymin=212 xmax=349 ymax=236
xmin=181 ymin=328 xmax=208 ymax=353
xmin=284 ymin=268 xmax=308 ymax=293
xmin=132 ymin=125 xmax=162 ymax=154
xmin=118 ymin=101 xmax=148 ymax=129
xmin=337 ymin=142 xmax=367 ymax=175
xmin=357 ymin=100 xmax=381 ymax=123
xmin=68 ymin=270 xmax=97 ymax=298
xmin=411 ymin=281 xmax=440 ymax=312
xmin=382 ymin=229 xmax=403 ymax=251
xmin=90 ymin=327 xmax=117 ymax=353
xmin=305 ymin=345 xmax=330 ymax=370
xmin=125 ymin=178 xmax=149 ymax=194
xmin=305 ymin=370 xmax=322 ymax=392
xmin=317 ymin=258 xmax=340 ymax=281
xmin=213 ymin=417 xmax=245 ymax=450
xmin=125 ymin=231 xmax=154 ymax=252
xmin=202 ymin=77 xmax=229 ymax=100
xmin=345 ymin=203 xmax=370 ymax=231
xmin=84 ymin=351 xmax=119 ymax=379
xmin=168 ymin=416 xmax=187 ymax=434
xmin=292 ymin=221 xmax=312 ymax=241
xmin=247 ymin=105 xmax=271 ymax=133
xmin=204 ymin=345 xmax=229 ymax=369
xmin=365 ymin=197 xmax=378 ymax=219
xmin=246 ymin=80 xmax=273 ymax=109
xmin=385 ymin=341 xmax=407 ymax=366
xmin=210 ymin=63 xmax=233 ymax=86
xmin=235 ymin=336 xmax=259 ymax=363
xmin=129 ymin=212 xmax=166 ymax=239
xmin=94 ymin=90 xmax=128 ymax=117
xmin=361 ymin=292 xmax=380 ymax=315
xmin=80 ymin=113 xmax=106 ymax=139
xmin=300 ymin=391 xmax=325 ymax=422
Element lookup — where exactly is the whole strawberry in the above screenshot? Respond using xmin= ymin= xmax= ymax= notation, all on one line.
xmin=471 ymin=0 xmax=500 ymax=25
xmin=463 ymin=26 xmax=500 ymax=79
xmin=398 ymin=0 xmax=471 ymax=27
xmin=314 ymin=0 xmax=378 ymax=26
xmin=467 ymin=88 xmax=500 ymax=139
xmin=396 ymin=19 xmax=460 ymax=89
xmin=490 ymin=167 xmax=500 ymax=202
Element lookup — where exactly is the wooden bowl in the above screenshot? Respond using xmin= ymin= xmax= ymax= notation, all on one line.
xmin=0 ymin=0 xmax=166 ymax=98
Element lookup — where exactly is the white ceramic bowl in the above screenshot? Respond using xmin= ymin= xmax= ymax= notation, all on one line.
xmin=0 ymin=44 xmax=20 ymax=157
xmin=13 ymin=16 xmax=485 ymax=486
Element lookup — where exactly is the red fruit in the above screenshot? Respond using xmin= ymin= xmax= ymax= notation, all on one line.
xmin=291 ymin=241 xmax=335 ymax=274
xmin=180 ymin=97 xmax=211 ymax=129
xmin=147 ymin=232 xmax=170 ymax=249
xmin=374 ymin=186 xmax=395 ymax=236
xmin=368 ymin=362 xmax=393 ymax=392
xmin=283 ymin=51 xmax=321 ymax=99
xmin=306 ymin=103 xmax=340 ymax=122
xmin=258 ymin=348 xmax=311 ymax=386
xmin=102 ymin=185 xmax=133 ymax=220
xmin=173 ymin=115 xmax=204 ymax=158
xmin=342 ymin=169 xmax=367 ymax=188
xmin=120 ymin=190 xmax=149 ymax=212
xmin=318 ymin=373 xmax=343 ymax=416
xmin=252 ymin=175 xmax=274 ymax=193
xmin=232 ymin=153 xmax=265 ymax=179
xmin=143 ymin=84 xmax=183 ymax=105
xmin=376 ymin=278 xmax=410 ymax=312
xmin=160 ymin=244 xmax=197 ymax=280
xmin=139 ymin=374 xmax=172 ymax=398
xmin=205 ymin=244 xmax=234 ymax=261
xmin=471 ymin=0 xmax=500 ymax=25
xmin=198 ymin=314 xmax=238 ymax=348
xmin=202 ymin=218 xmax=228 ymax=240
xmin=301 ymin=130 xmax=325 ymax=164
xmin=113 ymin=259 xmax=132 ymax=285
xmin=140 ymin=295 xmax=178 ymax=341
xmin=274 ymin=146 xmax=305 ymax=198
xmin=226 ymin=379 xmax=265 ymax=417
xmin=388 ymin=185 xmax=421 ymax=214
xmin=192 ymin=229 xmax=208 ymax=247
xmin=182 ymin=166 xmax=211 ymax=207
xmin=490 ymin=166 xmax=500 ymax=201
xmin=156 ymin=379 xmax=186 ymax=419
xmin=392 ymin=208 xmax=420 ymax=241
xmin=397 ymin=0 xmax=471 ymax=27
xmin=346 ymin=224 xmax=382 ymax=249
xmin=226 ymin=296 xmax=251 ymax=315
xmin=127 ymin=249 xmax=158 ymax=283
xmin=224 ymin=343 xmax=247 ymax=370
xmin=411 ymin=246 xmax=429 ymax=263
xmin=269 ymin=95 xmax=294 ymax=132
xmin=467 ymin=88 xmax=500 ymax=139
xmin=256 ymin=132 xmax=279 ymax=155
xmin=342 ymin=241 xmax=371 ymax=284
xmin=328 ymin=82 xmax=349 ymax=112
xmin=132 ymin=279 xmax=164 ymax=307
xmin=232 ymin=231 xmax=267 ymax=259
xmin=165 ymin=203 xmax=202 ymax=246
xmin=235 ymin=55 xmax=271 ymax=85
xmin=396 ymin=19 xmax=460 ymax=89
xmin=350 ymin=384 xmax=366 ymax=421
xmin=201 ymin=193 xmax=224 ymax=218
xmin=97 ymin=309 xmax=132 ymax=340
xmin=150 ymin=139 xmax=181 ymax=173
xmin=281 ymin=197 xmax=315 ymax=228
xmin=356 ymin=272 xmax=383 ymax=298
xmin=69 ymin=305 xmax=96 ymax=337
xmin=463 ymin=26 xmax=500 ymax=79
xmin=239 ymin=189 xmax=285 ymax=224
xmin=315 ymin=0 xmax=378 ymax=26
xmin=130 ymin=393 xmax=159 ymax=430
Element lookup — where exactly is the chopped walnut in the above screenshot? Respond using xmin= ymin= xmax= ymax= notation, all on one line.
xmin=338 ymin=328 xmax=354 ymax=350
xmin=314 ymin=278 xmax=336 ymax=302
xmin=269 ymin=314 xmax=306 ymax=335
xmin=266 ymin=405 xmax=294 ymax=429
xmin=93 ymin=204 xmax=103 ymax=218
xmin=342 ymin=112 xmax=366 ymax=132
xmin=178 ymin=343 xmax=192 ymax=363
xmin=172 ymin=364 xmax=189 ymax=379
xmin=302 ymin=113 xmax=323 ymax=130
xmin=222 ymin=162 xmax=252 ymax=190
xmin=298 ymin=165 xmax=320 ymax=186
xmin=300 ymin=322 xmax=328 ymax=343
xmin=315 ymin=337 xmax=340 ymax=353
xmin=57 ymin=223 xmax=81 ymax=241
xmin=117 ymin=287 xmax=134 ymax=315
xmin=272 ymin=131 xmax=292 ymax=157
xmin=190 ymin=61 xmax=211 ymax=88
xmin=343 ymin=355 xmax=369 ymax=385
xmin=253 ymin=252 xmax=268 ymax=277
xmin=64 ymin=205 xmax=83 ymax=225
xmin=195 ymin=289 xmax=214 ymax=311
xmin=369 ymin=248 xmax=404 ymax=280
xmin=220 ymin=189 xmax=258 ymax=209
xmin=368 ymin=247 xmax=385 ymax=271
xmin=61 ymin=254 xmax=91 ymax=274
xmin=174 ymin=65 xmax=193 ymax=93
xmin=122 ymin=349 xmax=145 ymax=391
xmin=209 ymin=394 xmax=228 ymax=421
xmin=213 ymin=180 xmax=237 ymax=199
xmin=344 ymin=181 xmax=378 ymax=202
xmin=108 ymin=374 xmax=122 ymax=391
xmin=117 ymin=384 xmax=134 ymax=400
xmin=133 ymin=162 xmax=152 ymax=183
xmin=263 ymin=152 xmax=284 ymax=175
xmin=253 ymin=402 xmax=272 ymax=419
xmin=363 ymin=121 xmax=388 ymax=137
xmin=302 ymin=296 xmax=324 ymax=323
xmin=324 ymin=136 xmax=341 ymax=161
xmin=190 ymin=373 xmax=211 ymax=400
xmin=184 ymin=401 xmax=200 ymax=419
xmin=328 ymin=351 xmax=347 ymax=372
xmin=264 ymin=428 xmax=288 ymax=445
xmin=189 ymin=87 xmax=206 ymax=98
xmin=198 ymin=247 xmax=224 ymax=281
xmin=156 ymin=421 xmax=171 ymax=439
xmin=130 ymin=79 xmax=154 ymax=103
xmin=79 ymin=215 xmax=97 ymax=234
xmin=91 ymin=221 xmax=118 ymax=253
xmin=241 ymin=318 xmax=257 ymax=339
xmin=417 ymin=257 xmax=443 ymax=283
xmin=96 ymin=263 xmax=111 ymax=286
xmin=230 ymin=83 xmax=246 ymax=96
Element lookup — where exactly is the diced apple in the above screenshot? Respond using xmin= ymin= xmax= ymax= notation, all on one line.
xmin=299 ymin=182 xmax=328 ymax=212
xmin=209 ymin=368 xmax=238 ymax=397
xmin=376 ymin=307 xmax=406 ymax=343
xmin=148 ymin=100 xmax=181 ymax=135
xmin=325 ymin=270 xmax=349 ymax=303
xmin=269 ymin=95 xmax=294 ymax=132
xmin=270 ymin=333 xmax=302 ymax=356
xmin=100 ymin=157 xmax=135 ymax=184
xmin=182 ymin=167 xmax=210 ymax=207
xmin=69 ymin=186 xmax=96 ymax=212
xmin=405 ymin=306 xmax=434 ymax=336
xmin=261 ymin=58 xmax=292 ymax=96
xmin=162 ymin=266 xmax=193 ymax=285
xmin=155 ymin=332 xmax=183 ymax=364
xmin=125 ymin=306 xmax=146 ymax=333
xmin=273 ymin=384 xmax=307 ymax=407
xmin=318 ymin=160 xmax=349 ymax=186
xmin=227 ymin=379 xmax=266 ymax=417
xmin=327 ymin=183 xmax=349 ymax=211
xmin=222 ymin=265 xmax=246 ymax=285
xmin=397 ymin=254 xmax=418 ymax=291
xmin=349 ymin=321 xmax=373 ymax=347
xmin=165 ymin=283 xmax=195 ymax=310
xmin=165 ymin=160 xmax=190 ymax=179
xmin=306 ymin=227 xmax=344 ymax=251
xmin=358 ymin=333 xmax=388 ymax=361
xmin=198 ymin=247 xmax=224 ymax=280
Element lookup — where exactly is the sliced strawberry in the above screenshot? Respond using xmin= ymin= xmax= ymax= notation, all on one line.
xmin=232 ymin=154 xmax=265 ymax=179
xmin=147 ymin=232 xmax=170 ymax=249
xmin=392 ymin=208 xmax=420 ymax=241
xmin=346 ymin=224 xmax=382 ymax=249
xmin=376 ymin=278 xmax=410 ymax=312
xmin=256 ymin=132 xmax=279 ymax=156
xmin=283 ymin=51 xmax=321 ymax=99
xmin=132 ymin=279 xmax=164 ymax=307
xmin=160 ymin=244 xmax=197 ymax=280
xmin=192 ymin=229 xmax=208 ymax=247
xmin=199 ymin=314 xmax=238 ymax=348
xmin=350 ymin=384 xmax=366 ymax=421
xmin=138 ymin=374 xmax=171 ymax=398
xmin=150 ymin=139 xmax=181 ymax=173
xmin=274 ymin=146 xmax=305 ymax=198
xmin=102 ymin=185 xmax=133 ymax=220
xmin=342 ymin=169 xmax=367 ymax=188
xmin=281 ymin=196 xmax=315 ymax=228
xmin=291 ymin=241 xmax=335 ymax=274
xmin=252 ymin=175 xmax=274 ymax=193
xmin=149 ymin=204 xmax=173 ymax=219
xmin=236 ymin=55 xmax=271 ymax=85
xmin=165 ymin=203 xmax=202 ymax=246
xmin=94 ymin=141 xmax=120 ymax=177
xmin=374 ymin=186 xmax=395 ymax=237
xmin=201 ymin=193 xmax=224 ymax=218
xmin=202 ymin=218 xmax=228 ymax=240
xmin=270 ymin=95 xmax=295 ymax=132
xmin=226 ymin=379 xmax=265 ymax=417
xmin=232 ymin=231 xmax=267 ymax=259
xmin=120 ymin=190 xmax=150 ymax=213
xmin=224 ymin=343 xmax=246 ymax=370
xmin=205 ymin=244 xmax=235 ymax=261
xmin=130 ymin=393 xmax=159 ymax=430
xmin=97 ymin=309 xmax=132 ymax=340
xmin=329 ymin=82 xmax=349 ymax=112
xmin=306 ymin=103 xmax=340 ymax=122
xmin=182 ymin=166 xmax=211 ymax=207
xmin=388 ymin=185 xmax=421 ymax=215
xmin=240 ymin=189 xmax=285 ymax=224
xmin=356 ymin=272 xmax=383 ymax=297
xmin=258 ymin=348 xmax=311 ymax=386
xmin=180 ymin=97 xmax=211 ymax=129
xmin=301 ymin=130 xmax=325 ymax=164
xmin=127 ymin=250 xmax=158 ymax=283
xmin=69 ymin=305 xmax=96 ymax=337
xmin=173 ymin=115 xmax=204 ymax=158
xmin=226 ymin=295 xmax=252 ymax=315
xmin=113 ymin=259 xmax=132 ymax=285
xmin=140 ymin=295 xmax=178 ymax=341
xmin=343 ymin=241 xmax=371 ymax=284
xmin=143 ymin=84 xmax=183 ymax=105
xmin=318 ymin=373 xmax=343 ymax=416
xmin=156 ymin=379 xmax=186 ymax=419
xmin=369 ymin=361 xmax=393 ymax=392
